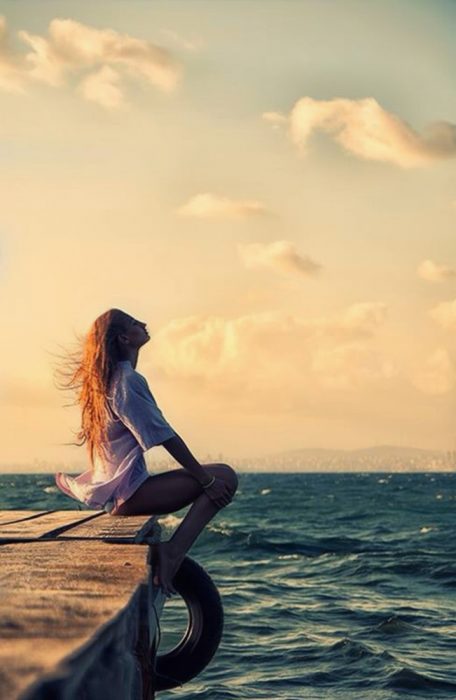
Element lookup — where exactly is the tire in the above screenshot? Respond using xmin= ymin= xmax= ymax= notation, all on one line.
xmin=153 ymin=556 xmax=224 ymax=691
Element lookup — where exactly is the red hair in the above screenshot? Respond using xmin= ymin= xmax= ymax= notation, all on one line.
xmin=52 ymin=308 xmax=133 ymax=469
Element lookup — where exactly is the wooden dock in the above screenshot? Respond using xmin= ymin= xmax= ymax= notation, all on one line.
xmin=0 ymin=510 xmax=166 ymax=700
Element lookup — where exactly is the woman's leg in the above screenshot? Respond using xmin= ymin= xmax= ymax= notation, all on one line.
xmin=114 ymin=463 xmax=238 ymax=594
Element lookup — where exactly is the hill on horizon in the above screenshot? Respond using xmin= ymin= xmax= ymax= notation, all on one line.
xmin=272 ymin=445 xmax=448 ymax=459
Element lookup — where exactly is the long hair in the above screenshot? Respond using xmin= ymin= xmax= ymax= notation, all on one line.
xmin=52 ymin=308 xmax=133 ymax=469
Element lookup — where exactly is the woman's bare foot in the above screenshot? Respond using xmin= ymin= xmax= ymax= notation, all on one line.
xmin=152 ymin=541 xmax=185 ymax=596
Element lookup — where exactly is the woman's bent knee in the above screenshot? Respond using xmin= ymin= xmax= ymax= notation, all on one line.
xmin=218 ymin=463 xmax=239 ymax=493
xmin=201 ymin=462 xmax=239 ymax=495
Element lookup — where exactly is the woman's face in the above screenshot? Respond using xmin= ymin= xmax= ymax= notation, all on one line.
xmin=122 ymin=316 xmax=150 ymax=349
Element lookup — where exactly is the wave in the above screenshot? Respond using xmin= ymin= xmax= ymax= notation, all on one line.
xmin=323 ymin=637 xmax=388 ymax=660
xmin=430 ymin=563 xmax=456 ymax=586
xmin=157 ymin=514 xmax=183 ymax=529
xmin=205 ymin=526 xmax=387 ymax=558
xmin=386 ymin=667 xmax=456 ymax=692
xmin=374 ymin=615 xmax=420 ymax=635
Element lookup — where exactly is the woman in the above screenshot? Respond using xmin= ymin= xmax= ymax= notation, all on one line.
xmin=54 ymin=308 xmax=239 ymax=596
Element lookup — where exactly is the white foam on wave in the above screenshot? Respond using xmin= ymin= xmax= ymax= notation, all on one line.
xmin=260 ymin=488 xmax=271 ymax=495
xmin=157 ymin=514 xmax=183 ymax=528
xmin=207 ymin=521 xmax=233 ymax=536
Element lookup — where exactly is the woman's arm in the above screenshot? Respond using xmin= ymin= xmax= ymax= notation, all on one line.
xmin=161 ymin=433 xmax=213 ymax=486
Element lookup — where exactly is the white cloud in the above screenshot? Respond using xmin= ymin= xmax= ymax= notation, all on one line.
xmin=429 ymin=299 xmax=456 ymax=330
xmin=262 ymin=111 xmax=287 ymax=124
xmin=261 ymin=111 xmax=287 ymax=129
xmin=0 ymin=16 xmax=181 ymax=107
xmin=409 ymin=347 xmax=455 ymax=395
xmin=323 ymin=302 xmax=388 ymax=340
xmin=77 ymin=64 xmax=125 ymax=110
xmin=417 ymin=259 xmax=456 ymax=283
xmin=237 ymin=240 xmax=322 ymax=277
xmin=263 ymin=96 xmax=456 ymax=168
xmin=311 ymin=342 xmax=396 ymax=390
xmin=177 ymin=192 xmax=271 ymax=219
xmin=150 ymin=303 xmax=390 ymax=402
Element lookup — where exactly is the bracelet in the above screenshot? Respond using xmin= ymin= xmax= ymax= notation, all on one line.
xmin=201 ymin=475 xmax=216 ymax=489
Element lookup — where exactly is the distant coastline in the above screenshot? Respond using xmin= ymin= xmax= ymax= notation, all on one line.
xmin=1 ymin=445 xmax=454 ymax=474
xmin=235 ymin=445 xmax=456 ymax=473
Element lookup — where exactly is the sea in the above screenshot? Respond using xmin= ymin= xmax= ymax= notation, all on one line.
xmin=0 ymin=471 xmax=455 ymax=699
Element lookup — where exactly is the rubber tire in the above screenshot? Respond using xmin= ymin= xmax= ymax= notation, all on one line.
xmin=153 ymin=556 xmax=224 ymax=691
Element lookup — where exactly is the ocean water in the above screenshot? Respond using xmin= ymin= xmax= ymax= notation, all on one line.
xmin=1 ymin=471 xmax=455 ymax=699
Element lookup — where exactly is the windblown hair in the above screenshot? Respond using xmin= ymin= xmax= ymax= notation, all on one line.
xmin=52 ymin=308 xmax=133 ymax=469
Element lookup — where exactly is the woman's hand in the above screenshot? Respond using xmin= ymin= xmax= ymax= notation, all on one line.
xmin=202 ymin=476 xmax=233 ymax=508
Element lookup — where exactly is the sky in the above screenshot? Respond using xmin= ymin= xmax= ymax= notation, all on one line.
xmin=0 ymin=0 xmax=455 ymax=470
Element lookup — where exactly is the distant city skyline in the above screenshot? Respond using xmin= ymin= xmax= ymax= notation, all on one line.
xmin=0 ymin=444 xmax=454 ymax=474
xmin=0 ymin=1 xmax=455 ymax=472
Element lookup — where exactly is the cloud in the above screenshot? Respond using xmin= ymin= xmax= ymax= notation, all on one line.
xmin=321 ymin=302 xmax=388 ymax=340
xmin=409 ymin=348 xmax=455 ymax=395
xmin=417 ymin=259 xmax=456 ymax=283
xmin=159 ymin=28 xmax=203 ymax=52
xmin=77 ymin=64 xmax=125 ymax=110
xmin=0 ymin=16 xmax=181 ymax=107
xmin=429 ymin=299 xmax=456 ymax=330
xmin=263 ymin=97 xmax=456 ymax=168
xmin=0 ymin=16 xmax=27 ymax=93
xmin=261 ymin=111 xmax=287 ymax=130
xmin=177 ymin=192 xmax=271 ymax=219
xmin=311 ymin=342 xmax=396 ymax=390
xmin=149 ymin=302 xmax=390 ymax=404
xmin=237 ymin=240 xmax=322 ymax=277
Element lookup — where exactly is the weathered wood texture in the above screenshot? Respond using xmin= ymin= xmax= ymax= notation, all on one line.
xmin=0 ymin=510 xmax=164 ymax=700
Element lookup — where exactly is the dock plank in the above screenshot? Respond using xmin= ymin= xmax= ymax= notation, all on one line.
xmin=59 ymin=513 xmax=162 ymax=541
xmin=0 ymin=511 xmax=104 ymax=539
xmin=0 ymin=511 xmax=55 ymax=526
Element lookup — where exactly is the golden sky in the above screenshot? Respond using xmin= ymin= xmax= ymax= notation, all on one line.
xmin=0 ymin=1 xmax=455 ymax=470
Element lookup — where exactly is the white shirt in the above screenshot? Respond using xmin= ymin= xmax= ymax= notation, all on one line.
xmin=55 ymin=360 xmax=176 ymax=510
